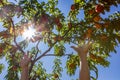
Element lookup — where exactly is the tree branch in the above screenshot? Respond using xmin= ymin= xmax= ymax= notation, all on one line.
xmin=34 ymin=42 xmax=57 ymax=62
xmin=10 ymin=18 xmax=25 ymax=54
xmin=34 ymin=40 xmax=41 ymax=59
xmin=29 ymin=40 xmax=40 ymax=76
xmin=44 ymin=53 xmax=72 ymax=56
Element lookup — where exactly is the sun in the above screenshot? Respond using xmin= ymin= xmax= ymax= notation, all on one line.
xmin=22 ymin=26 xmax=36 ymax=39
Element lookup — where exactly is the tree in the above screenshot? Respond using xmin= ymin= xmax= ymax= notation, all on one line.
xmin=0 ymin=0 xmax=120 ymax=80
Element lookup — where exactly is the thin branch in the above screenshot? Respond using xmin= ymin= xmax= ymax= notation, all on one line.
xmin=29 ymin=40 xmax=40 ymax=75
xmin=34 ymin=40 xmax=41 ymax=60
xmin=10 ymin=18 xmax=25 ymax=54
xmin=44 ymin=53 xmax=72 ymax=56
xmin=34 ymin=41 xmax=57 ymax=62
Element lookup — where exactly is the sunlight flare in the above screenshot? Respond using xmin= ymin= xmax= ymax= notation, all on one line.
xmin=22 ymin=26 xmax=36 ymax=39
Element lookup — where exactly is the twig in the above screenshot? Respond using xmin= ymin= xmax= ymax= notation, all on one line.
xmin=44 ymin=53 xmax=72 ymax=56
xmin=34 ymin=40 xmax=41 ymax=60
xmin=34 ymin=41 xmax=57 ymax=62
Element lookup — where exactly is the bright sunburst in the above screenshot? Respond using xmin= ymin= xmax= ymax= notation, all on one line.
xmin=22 ymin=26 xmax=36 ymax=39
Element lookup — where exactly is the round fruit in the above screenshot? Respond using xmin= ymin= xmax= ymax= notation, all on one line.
xmin=93 ymin=16 xmax=101 ymax=22
xmin=104 ymin=22 xmax=109 ymax=28
xmin=86 ymin=33 xmax=92 ymax=38
xmin=90 ymin=54 xmax=96 ymax=60
xmin=94 ymin=23 xmax=101 ymax=29
xmin=95 ymin=4 xmax=104 ymax=13
xmin=69 ymin=63 xmax=75 ymax=69
xmin=97 ymin=57 xmax=104 ymax=63
xmin=12 ymin=66 xmax=17 ymax=71
xmin=71 ymin=4 xmax=76 ymax=10
xmin=68 ymin=23 xmax=72 ymax=29
xmin=57 ymin=23 xmax=62 ymax=30
xmin=40 ymin=14 xmax=49 ymax=23
xmin=100 ymin=35 xmax=108 ymax=41
xmin=89 ymin=9 xmax=95 ymax=15
xmin=53 ymin=36 xmax=63 ymax=41
xmin=58 ymin=36 xmax=63 ymax=41
xmin=54 ymin=17 xmax=60 ymax=24
xmin=87 ymin=28 xmax=92 ymax=34
xmin=3 ymin=34 xmax=11 ymax=38
xmin=54 ymin=73 xmax=59 ymax=78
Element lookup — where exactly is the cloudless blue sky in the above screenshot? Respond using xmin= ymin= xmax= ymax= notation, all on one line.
xmin=0 ymin=0 xmax=120 ymax=80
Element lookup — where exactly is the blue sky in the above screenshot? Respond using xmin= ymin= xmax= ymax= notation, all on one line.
xmin=0 ymin=0 xmax=120 ymax=80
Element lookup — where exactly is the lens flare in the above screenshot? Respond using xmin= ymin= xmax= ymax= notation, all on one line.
xmin=22 ymin=26 xmax=36 ymax=39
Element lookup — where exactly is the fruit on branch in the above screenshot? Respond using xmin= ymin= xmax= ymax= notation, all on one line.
xmin=95 ymin=4 xmax=104 ymax=13
xmin=86 ymin=33 xmax=92 ymax=39
xmin=57 ymin=23 xmax=62 ymax=30
xmin=53 ymin=17 xmax=62 ymax=30
xmin=96 ymin=57 xmax=104 ymax=63
xmin=40 ymin=14 xmax=49 ymax=24
xmin=88 ymin=9 xmax=95 ymax=15
xmin=68 ymin=23 xmax=72 ymax=29
xmin=104 ymin=22 xmax=110 ymax=28
xmin=89 ymin=54 xmax=96 ymax=60
xmin=53 ymin=73 xmax=59 ymax=78
xmin=93 ymin=15 xmax=101 ymax=22
xmin=100 ymin=35 xmax=108 ymax=41
xmin=90 ymin=54 xmax=105 ymax=63
xmin=36 ymin=23 xmax=50 ymax=32
xmin=71 ymin=4 xmax=76 ymax=10
xmin=87 ymin=28 xmax=93 ymax=34
xmin=53 ymin=36 xmax=58 ymax=41
xmin=71 ymin=4 xmax=79 ymax=11
xmin=54 ymin=17 xmax=60 ymax=24
xmin=94 ymin=23 xmax=101 ymax=29
xmin=69 ymin=63 xmax=76 ymax=69
xmin=53 ymin=36 xmax=63 ymax=42
xmin=12 ymin=65 xmax=17 ymax=71
xmin=3 ymin=33 xmax=11 ymax=38
xmin=83 ymin=29 xmax=93 ymax=39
